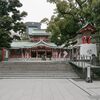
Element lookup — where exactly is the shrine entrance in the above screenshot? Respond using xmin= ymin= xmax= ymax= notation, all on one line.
xmin=47 ymin=51 xmax=52 ymax=58
xmin=38 ymin=51 xmax=45 ymax=58
xmin=31 ymin=50 xmax=36 ymax=58
xmin=31 ymin=50 xmax=53 ymax=58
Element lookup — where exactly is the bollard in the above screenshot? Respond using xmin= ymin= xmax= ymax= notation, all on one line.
xmin=86 ymin=66 xmax=93 ymax=83
xmin=81 ymin=55 xmax=83 ymax=68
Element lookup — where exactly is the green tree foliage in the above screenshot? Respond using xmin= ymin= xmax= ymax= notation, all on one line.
xmin=45 ymin=0 xmax=80 ymax=45
xmin=0 ymin=0 xmax=27 ymax=49
xmin=46 ymin=0 xmax=100 ymax=46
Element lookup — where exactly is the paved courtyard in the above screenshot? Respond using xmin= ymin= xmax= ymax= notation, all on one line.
xmin=0 ymin=79 xmax=100 ymax=100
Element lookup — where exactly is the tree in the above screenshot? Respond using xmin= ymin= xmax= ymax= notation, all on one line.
xmin=46 ymin=0 xmax=100 ymax=46
xmin=44 ymin=0 xmax=80 ymax=45
xmin=0 ymin=0 xmax=27 ymax=49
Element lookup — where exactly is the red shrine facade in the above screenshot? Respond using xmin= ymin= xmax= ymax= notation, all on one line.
xmin=79 ymin=23 xmax=96 ymax=44
xmin=8 ymin=22 xmax=64 ymax=59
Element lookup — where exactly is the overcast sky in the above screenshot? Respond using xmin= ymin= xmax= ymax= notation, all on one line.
xmin=20 ymin=0 xmax=55 ymax=24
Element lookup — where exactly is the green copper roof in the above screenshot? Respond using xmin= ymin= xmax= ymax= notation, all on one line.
xmin=11 ymin=40 xmax=60 ymax=49
xmin=29 ymin=29 xmax=51 ymax=36
xmin=31 ymin=33 xmax=50 ymax=36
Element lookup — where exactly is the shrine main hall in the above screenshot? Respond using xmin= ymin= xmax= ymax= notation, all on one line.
xmin=9 ymin=22 xmax=64 ymax=59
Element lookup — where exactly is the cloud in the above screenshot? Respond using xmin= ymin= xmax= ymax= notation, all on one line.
xmin=20 ymin=0 xmax=56 ymax=23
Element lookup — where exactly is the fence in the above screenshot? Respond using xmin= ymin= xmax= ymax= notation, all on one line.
xmin=70 ymin=55 xmax=100 ymax=66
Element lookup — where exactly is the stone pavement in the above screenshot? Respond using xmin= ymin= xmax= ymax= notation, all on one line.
xmin=0 ymin=79 xmax=100 ymax=100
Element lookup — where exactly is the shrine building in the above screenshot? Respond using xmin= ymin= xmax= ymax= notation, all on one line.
xmin=68 ymin=22 xmax=97 ymax=60
xmin=9 ymin=22 xmax=64 ymax=59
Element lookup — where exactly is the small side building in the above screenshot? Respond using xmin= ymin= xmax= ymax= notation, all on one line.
xmin=68 ymin=23 xmax=98 ymax=60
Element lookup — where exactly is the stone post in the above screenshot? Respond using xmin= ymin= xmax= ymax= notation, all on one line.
xmin=86 ymin=66 xmax=92 ymax=83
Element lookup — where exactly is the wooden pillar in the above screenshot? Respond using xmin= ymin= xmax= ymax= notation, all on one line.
xmin=25 ymin=49 xmax=27 ymax=58
xmin=2 ymin=48 xmax=5 ymax=62
xmin=36 ymin=50 xmax=38 ymax=58
xmin=52 ymin=48 xmax=53 ymax=58
xmin=82 ymin=36 xmax=87 ymax=44
xmin=21 ymin=48 xmax=24 ymax=58
xmin=45 ymin=50 xmax=46 ymax=58
xmin=57 ymin=49 xmax=58 ymax=58
xmin=59 ymin=49 xmax=61 ymax=58
xmin=30 ymin=48 xmax=31 ymax=58
xmin=60 ymin=49 xmax=62 ymax=58
xmin=2 ymin=48 xmax=9 ymax=61
xmin=27 ymin=48 xmax=29 ymax=58
xmin=87 ymin=36 xmax=91 ymax=44
xmin=5 ymin=49 xmax=8 ymax=59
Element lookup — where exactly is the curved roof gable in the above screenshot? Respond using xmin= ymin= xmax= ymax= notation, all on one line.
xmin=11 ymin=40 xmax=58 ymax=49
xmin=32 ymin=40 xmax=57 ymax=48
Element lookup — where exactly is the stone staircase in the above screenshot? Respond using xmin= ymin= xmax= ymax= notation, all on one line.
xmin=0 ymin=62 xmax=79 ymax=79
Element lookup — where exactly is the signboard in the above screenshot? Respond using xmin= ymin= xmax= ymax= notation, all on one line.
xmin=80 ymin=44 xmax=97 ymax=57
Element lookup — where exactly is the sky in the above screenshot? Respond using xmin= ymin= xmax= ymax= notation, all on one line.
xmin=20 ymin=0 xmax=56 ymax=28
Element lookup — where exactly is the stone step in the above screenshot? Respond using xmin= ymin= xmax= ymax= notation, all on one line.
xmin=0 ymin=62 xmax=73 ymax=71
xmin=0 ymin=72 xmax=79 ymax=79
xmin=0 ymin=76 xmax=79 ymax=79
xmin=0 ymin=62 xmax=79 ymax=79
